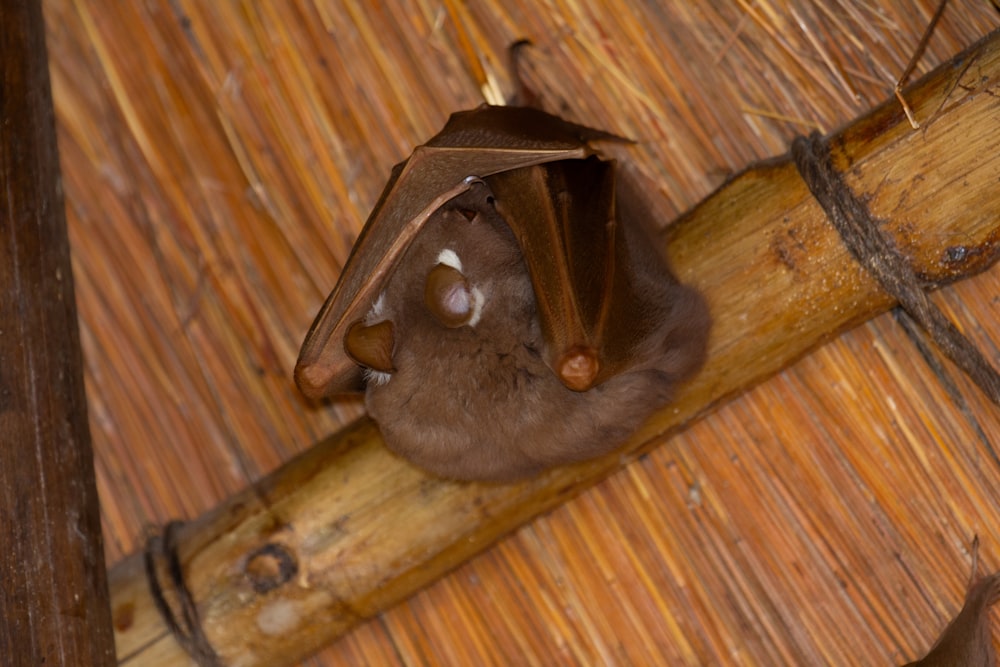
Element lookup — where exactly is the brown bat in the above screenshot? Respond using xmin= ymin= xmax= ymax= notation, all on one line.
xmin=904 ymin=538 xmax=1000 ymax=667
xmin=295 ymin=105 xmax=709 ymax=480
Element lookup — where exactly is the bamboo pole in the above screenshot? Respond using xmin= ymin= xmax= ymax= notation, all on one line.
xmin=0 ymin=1 xmax=115 ymax=665
xmin=110 ymin=29 xmax=1000 ymax=666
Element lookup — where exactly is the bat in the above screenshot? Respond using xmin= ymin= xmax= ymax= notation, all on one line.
xmin=295 ymin=105 xmax=709 ymax=480
xmin=905 ymin=538 xmax=1000 ymax=667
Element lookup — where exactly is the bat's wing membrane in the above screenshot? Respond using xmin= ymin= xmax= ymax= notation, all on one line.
xmin=488 ymin=157 xmax=670 ymax=391
xmin=295 ymin=106 xmax=614 ymax=398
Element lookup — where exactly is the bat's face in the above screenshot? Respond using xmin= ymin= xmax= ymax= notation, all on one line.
xmin=347 ymin=181 xmax=540 ymax=381
xmin=344 ymin=181 xmax=699 ymax=481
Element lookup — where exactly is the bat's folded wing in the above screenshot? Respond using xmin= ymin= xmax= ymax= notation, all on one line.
xmin=488 ymin=157 xmax=678 ymax=391
xmin=294 ymin=106 xmax=612 ymax=398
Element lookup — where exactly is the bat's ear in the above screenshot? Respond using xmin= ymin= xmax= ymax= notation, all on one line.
xmin=424 ymin=264 xmax=480 ymax=328
xmin=344 ymin=320 xmax=395 ymax=372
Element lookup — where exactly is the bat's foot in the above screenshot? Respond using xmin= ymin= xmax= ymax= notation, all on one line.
xmin=507 ymin=39 xmax=541 ymax=108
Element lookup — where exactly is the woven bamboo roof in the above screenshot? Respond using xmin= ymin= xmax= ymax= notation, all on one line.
xmin=44 ymin=0 xmax=1000 ymax=663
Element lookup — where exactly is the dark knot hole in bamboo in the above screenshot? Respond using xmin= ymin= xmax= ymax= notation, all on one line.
xmin=244 ymin=543 xmax=299 ymax=594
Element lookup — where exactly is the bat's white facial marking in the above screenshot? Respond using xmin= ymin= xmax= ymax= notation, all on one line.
xmin=366 ymin=291 xmax=387 ymax=322
xmin=468 ymin=286 xmax=485 ymax=327
xmin=436 ymin=248 xmax=462 ymax=272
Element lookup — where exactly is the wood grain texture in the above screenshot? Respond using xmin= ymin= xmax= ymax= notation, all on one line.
xmin=0 ymin=0 xmax=114 ymax=664
xmin=43 ymin=0 xmax=1000 ymax=665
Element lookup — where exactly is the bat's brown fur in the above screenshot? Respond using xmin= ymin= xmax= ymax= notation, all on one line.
xmin=363 ymin=182 xmax=707 ymax=481
xmin=905 ymin=539 xmax=1000 ymax=667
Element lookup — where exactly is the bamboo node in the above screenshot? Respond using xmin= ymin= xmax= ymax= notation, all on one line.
xmin=145 ymin=521 xmax=223 ymax=667
xmin=791 ymin=132 xmax=1000 ymax=405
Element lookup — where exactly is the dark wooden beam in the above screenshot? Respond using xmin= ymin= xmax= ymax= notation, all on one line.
xmin=0 ymin=1 xmax=115 ymax=664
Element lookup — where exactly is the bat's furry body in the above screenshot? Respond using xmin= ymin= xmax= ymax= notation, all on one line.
xmin=362 ymin=183 xmax=707 ymax=480
xmin=296 ymin=106 xmax=709 ymax=481
xmin=905 ymin=539 xmax=1000 ymax=667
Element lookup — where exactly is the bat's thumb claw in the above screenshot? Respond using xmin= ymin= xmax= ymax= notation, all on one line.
xmin=558 ymin=348 xmax=599 ymax=391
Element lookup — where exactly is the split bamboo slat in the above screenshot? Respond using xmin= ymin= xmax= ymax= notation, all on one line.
xmin=43 ymin=1 xmax=1000 ymax=665
xmin=0 ymin=1 xmax=114 ymax=664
